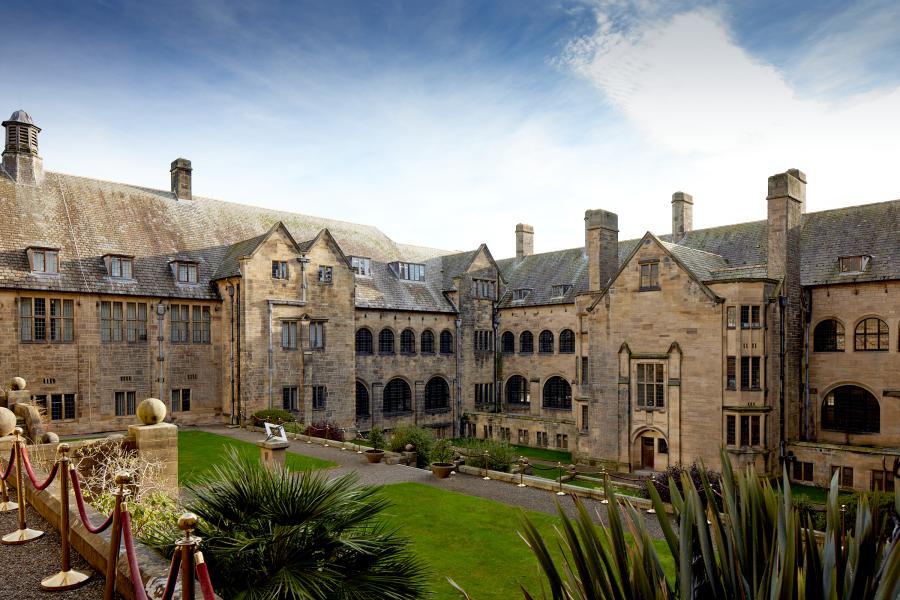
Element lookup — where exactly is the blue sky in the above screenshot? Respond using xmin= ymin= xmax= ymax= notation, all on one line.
xmin=4 ymin=1 xmax=900 ymax=256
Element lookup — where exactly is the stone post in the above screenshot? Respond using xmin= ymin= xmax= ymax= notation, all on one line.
xmin=129 ymin=398 xmax=178 ymax=493
xmin=257 ymin=439 xmax=290 ymax=469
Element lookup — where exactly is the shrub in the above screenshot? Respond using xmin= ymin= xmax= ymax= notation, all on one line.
xmin=153 ymin=450 xmax=430 ymax=599
xmin=94 ymin=490 xmax=181 ymax=544
xmin=305 ymin=420 xmax=344 ymax=441
xmin=643 ymin=461 xmax=722 ymax=508
xmin=388 ymin=426 xmax=434 ymax=468
xmin=251 ymin=408 xmax=294 ymax=426
xmin=455 ymin=438 xmax=517 ymax=472
xmin=367 ymin=426 xmax=385 ymax=451
xmin=430 ymin=439 xmax=455 ymax=464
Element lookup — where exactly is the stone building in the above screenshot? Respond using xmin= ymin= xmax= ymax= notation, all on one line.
xmin=1 ymin=110 xmax=897 ymax=492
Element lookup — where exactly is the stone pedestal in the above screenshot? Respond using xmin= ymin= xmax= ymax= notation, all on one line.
xmin=257 ymin=439 xmax=290 ymax=469
xmin=128 ymin=423 xmax=179 ymax=493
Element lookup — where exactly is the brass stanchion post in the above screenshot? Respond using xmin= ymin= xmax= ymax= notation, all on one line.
xmin=42 ymin=443 xmax=91 ymax=590
xmin=177 ymin=513 xmax=200 ymax=600
xmin=2 ymin=427 xmax=44 ymax=544
xmin=0 ymin=474 xmax=17 ymax=512
xmin=482 ymin=451 xmax=491 ymax=480
xmin=556 ymin=462 xmax=565 ymax=496
xmin=517 ymin=457 xmax=527 ymax=488
xmin=103 ymin=472 xmax=132 ymax=600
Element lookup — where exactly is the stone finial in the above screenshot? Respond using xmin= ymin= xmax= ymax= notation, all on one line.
xmin=136 ymin=397 xmax=167 ymax=425
xmin=0 ymin=407 xmax=15 ymax=437
xmin=8 ymin=377 xmax=26 ymax=391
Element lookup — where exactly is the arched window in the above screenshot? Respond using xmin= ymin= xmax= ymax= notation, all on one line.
xmin=383 ymin=378 xmax=412 ymax=414
xmin=440 ymin=329 xmax=454 ymax=354
xmin=813 ymin=319 xmax=844 ymax=352
xmin=355 ymin=328 xmax=373 ymax=354
xmin=543 ymin=377 xmax=571 ymax=410
xmin=854 ymin=318 xmax=888 ymax=351
xmin=539 ymin=330 xmax=554 ymax=354
xmin=520 ymin=331 xmax=533 ymax=354
xmin=821 ymin=385 xmax=880 ymax=433
xmin=421 ymin=330 xmax=435 ymax=354
xmin=501 ymin=331 xmax=515 ymax=354
xmin=355 ymin=381 xmax=370 ymax=417
xmin=400 ymin=328 xmax=416 ymax=354
xmin=506 ymin=375 xmax=528 ymax=405
xmin=379 ymin=328 xmax=395 ymax=354
xmin=424 ymin=377 xmax=450 ymax=411
xmin=559 ymin=329 xmax=575 ymax=353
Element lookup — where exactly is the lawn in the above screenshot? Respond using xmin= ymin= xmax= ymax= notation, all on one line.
xmin=380 ymin=482 xmax=673 ymax=600
xmin=178 ymin=430 xmax=336 ymax=484
xmin=511 ymin=444 xmax=572 ymax=463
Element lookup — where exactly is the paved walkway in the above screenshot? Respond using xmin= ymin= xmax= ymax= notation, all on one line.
xmin=196 ymin=425 xmax=664 ymax=538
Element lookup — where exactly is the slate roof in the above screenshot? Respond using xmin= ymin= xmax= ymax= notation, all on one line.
xmin=659 ymin=240 xmax=729 ymax=282
xmin=354 ymin=258 xmax=455 ymax=313
xmin=0 ymin=172 xmax=448 ymax=300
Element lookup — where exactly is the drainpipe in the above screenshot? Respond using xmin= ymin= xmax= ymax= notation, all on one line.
xmin=492 ymin=303 xmax=500 ymax=413
xmin=778 ymin=294 xmax=786 ymax=464
xmin=454 ymin=316 xmax=462 ymax=437
xmin=156 ymin=302 xmax=166 ymax=405
xmin=236 ymin=283 xmax=242 ymax=425
xmin=227 ymin=284 xmax=236 ymax=426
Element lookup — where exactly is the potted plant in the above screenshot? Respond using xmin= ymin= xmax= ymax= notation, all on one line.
xmin=430 ymin=439 xmax=455 ymax=479
xmin=365 ymin=427 xmax=385 ymax=463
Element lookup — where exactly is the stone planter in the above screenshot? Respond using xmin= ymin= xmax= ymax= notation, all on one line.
xmin=365 ymin=449 xmax=384 ymax=463
xmin=431 ymin=462 xmax=454 ymax=479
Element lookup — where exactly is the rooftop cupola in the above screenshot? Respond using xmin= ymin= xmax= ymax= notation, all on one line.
xmin=170 ymin=158 xmax=192 ymax=200
xmin=2 ymin=110 xmax=44 ymax=185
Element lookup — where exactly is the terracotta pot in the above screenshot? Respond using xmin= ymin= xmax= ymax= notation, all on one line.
xmin=365 ymin=449 xmax=384 ymax=463
xmin=431 ymin=462 xmax=454 ymax=479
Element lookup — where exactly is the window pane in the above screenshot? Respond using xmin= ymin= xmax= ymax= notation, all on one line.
xmin=34 ymin=251 xmax=45 ymax=272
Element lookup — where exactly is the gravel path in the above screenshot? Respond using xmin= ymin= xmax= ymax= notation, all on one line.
xmin=196 ymin=425 xmax=664 ymax=539
xmin=0 ymin=507 xmax=108 ymax=599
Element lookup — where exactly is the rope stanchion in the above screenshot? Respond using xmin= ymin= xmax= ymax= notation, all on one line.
xmin=481 ymin=451 xmax=490 ymax=480
xmin=70 ymin=469 xmax=114 ymax=534
xmin=41 ymin=443 xmax=91 ymax=591
xmin=517 ymin=457 xmax=527 ymax=488
xmin=121 ymin=511 xmax=149 ymax=600
xmin=103 ymin=472 xmax=132 ymax=600
xmin=0 ymin=446 xmax=17 ymax=512
xmin=21 ymin=445 xmax=60 ymax=491
xmin=195 ymin=550 xmax=216 ymax=600
xmin=555 ymin=462 xmax=566 ymax=496
xmin=176 ymin=513 xmax=201 ymax=600
xmin=1 ymin=427 xmax=44 ymax=544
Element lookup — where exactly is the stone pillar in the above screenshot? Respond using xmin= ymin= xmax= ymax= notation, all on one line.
xmin=671 ymin=191 xmax=693 ymax=242
xmin=257 ymin=439 xmax=290 ymax=469
xmin=130 ymin=397 xmax=178 ymax=493
xmin=515 ymin=223 xmax=534 ymax=259
xmin=584 ymin=209 xmax=619 ymax=291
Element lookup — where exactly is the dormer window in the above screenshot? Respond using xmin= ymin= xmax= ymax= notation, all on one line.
xmin=392 ymin=262 xmax=425 ymax=282
xmin=105 ymin=255 xmax=133 ymax=279
xmin=839 ymin=255 xmax=870 ymax=274
xmin=512 ymin=288 xmax=531 ymax=302
xmin=471 ymin=279 xmax=495 ymax=299
xmin=28 ymin=248 xmax=59 ymax=274
xmin=550 ymin=284 xmax=572 ymax=298
xmin=350 ymin=256 xmax=371 ymax=276
xmin=173 ymin=262 xmax=198 ymax=284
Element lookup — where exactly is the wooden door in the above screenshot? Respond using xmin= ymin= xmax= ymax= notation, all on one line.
xmin=641 ymin=437 xmax=655 ymax=469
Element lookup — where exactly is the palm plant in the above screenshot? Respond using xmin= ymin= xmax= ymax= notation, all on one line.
xmin=516 ymin=448 xmax=900 ymax=600
xmin=173 ymin=449 xmax=430 ymax=599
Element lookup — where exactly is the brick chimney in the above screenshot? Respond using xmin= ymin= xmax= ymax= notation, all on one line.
xmin=2 ymin=110 xmax=44 ymax=186
xmin=515 ymin=223 xmax=533 ymax=259
xmin=671 ymin=191 xmax=693 ymax=242
xmin=584 ymin=209 xmax=618 ymax=291
xmin=170 ymin=158 xmax=192 ymax=200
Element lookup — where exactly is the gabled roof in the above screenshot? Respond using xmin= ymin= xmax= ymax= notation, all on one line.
xmin=658 ymin=240 xmax=729 ymax=282
xmin=354 ymin=257 xmax=455 ymax=313
xmin=212 ymin=222 xmax=299 ymax=281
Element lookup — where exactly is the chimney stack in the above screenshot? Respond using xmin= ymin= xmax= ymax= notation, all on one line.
xmin=170 ymin=158 xmax=192 ymax=200
xmin=584 ymin=209 xmax=618 ymax=291
xmin=671 ymin=191 xmax=693 ymax=242
xmin=515 ymin=223 xmax=534 ymax=259
xmin=2 ymin=110 xmax=44 ymax=186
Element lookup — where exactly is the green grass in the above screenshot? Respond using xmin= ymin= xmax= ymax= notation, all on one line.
xmin=511 ymin=444 xmax=572 ymax=463
xmin=790 ymin=483 xmax=829 ymax=505
xmin=178 ymin=430 xmax=336 ymax=485
xmin=380 ymin=482 xmax=673 ymax=600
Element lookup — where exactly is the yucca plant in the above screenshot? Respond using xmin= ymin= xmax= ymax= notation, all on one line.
xmin=517 ymin=448 xmax=900 ymax=600
xmin=165 ymin=449 xmax=430 ymax=600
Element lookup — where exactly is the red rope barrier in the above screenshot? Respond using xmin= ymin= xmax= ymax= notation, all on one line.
xmin=0 ymin=446 xmax=13 ymax=481
xmin=69 ymin=468 xmax=114 ymax=534
xmin=196 ymin=555 xmax=216 ymax=600
xmin=159 ymin=550 xmax=182 ymax=600
xmin=20 ymin=446 xmax=59 ymax=491
xmin=121 ymin=511 xmax=149 ymax=600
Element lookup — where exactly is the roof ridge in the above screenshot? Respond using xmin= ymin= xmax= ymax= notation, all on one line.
xmin=660 ymin=239 xmax=727 ymax=259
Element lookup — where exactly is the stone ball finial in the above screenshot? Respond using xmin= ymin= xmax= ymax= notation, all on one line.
xmin=8 ymin=377 xmax=26 ymax=391
xmin=136 ymin=397 xmax=167 ymax=425
xmin=178 ymin=512 xmax=199 ymax=532
xmin=404 ymin=443 xmax=414 ymax=452
xmin=0 ymin=407 xmax=15 ymax=437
